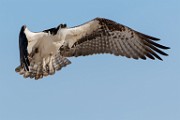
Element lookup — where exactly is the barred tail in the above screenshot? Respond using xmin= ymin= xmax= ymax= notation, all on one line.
xmin=15 ymin=55 xmax=71 ymax=80
xmin=52 ymin=54 xmax=71 ymax=71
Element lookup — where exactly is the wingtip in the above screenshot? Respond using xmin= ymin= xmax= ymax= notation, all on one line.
xmin=165 ymin=46 xmax=171 ymax=49
xmin=15 ymin=65 xmax=21 ymax=72
xmin=150 ymin=37 xmax=160 ymax=41
xmin=159 ymin=58 xmax=163 ymax=61
xmin=20 ymin=25 xmax=27 ymax=32
xmin=23 ymin=25 xmax=27 ymax=29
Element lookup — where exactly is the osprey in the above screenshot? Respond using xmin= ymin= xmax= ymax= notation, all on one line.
xmin=15 ymin=17 xmax=169 ymax=80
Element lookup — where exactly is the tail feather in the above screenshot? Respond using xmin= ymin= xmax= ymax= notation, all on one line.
xmin=53 ymin=54 xmax=71 ymax=71
xmin=15 ymin=55 xmax=71 ymax=80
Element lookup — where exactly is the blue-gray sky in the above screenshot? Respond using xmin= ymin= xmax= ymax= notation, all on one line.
xmin=0 ymin=0 xmax=179 ymax=120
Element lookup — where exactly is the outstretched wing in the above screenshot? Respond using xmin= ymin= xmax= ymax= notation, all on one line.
xmin=61 ymin=18 xmax=169 ymax=60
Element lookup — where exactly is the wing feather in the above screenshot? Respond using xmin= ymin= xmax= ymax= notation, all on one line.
xmin=61 ymin=17 xmax=169 ymax=60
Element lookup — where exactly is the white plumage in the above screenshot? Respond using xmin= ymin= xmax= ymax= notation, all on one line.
xmin=15 ymin=17 xmax=169 ymax=80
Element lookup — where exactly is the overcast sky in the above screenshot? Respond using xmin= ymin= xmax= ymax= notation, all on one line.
xmin=0 ymin=0 xmax=179 ymax=120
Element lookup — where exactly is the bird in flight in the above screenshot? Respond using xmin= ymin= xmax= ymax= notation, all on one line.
xmin=15 ymin=17 xmax=170 ymax=80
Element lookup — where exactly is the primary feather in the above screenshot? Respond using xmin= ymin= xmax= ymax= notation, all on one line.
xmin=15 ymin=17 xmax=170 ymax=80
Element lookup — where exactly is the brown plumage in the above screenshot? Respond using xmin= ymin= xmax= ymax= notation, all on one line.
xmin=15 ymin=17 xmax=170 ymax=80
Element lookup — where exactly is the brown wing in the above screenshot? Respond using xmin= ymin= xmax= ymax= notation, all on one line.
xmin=61 ymin=18 xmax=169 ymax=60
